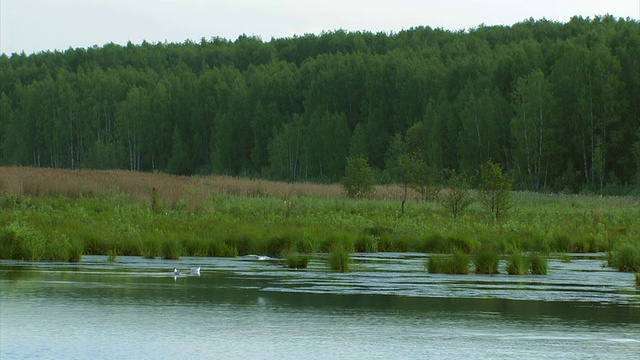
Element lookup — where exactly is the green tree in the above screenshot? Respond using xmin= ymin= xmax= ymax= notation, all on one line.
xmin=478 ymin=160 xmax=513 ymax=220
xmin=342 ymin=156 xmax=375 ymax=199
xmin=441 ymin=169 xmax=473 ymax=219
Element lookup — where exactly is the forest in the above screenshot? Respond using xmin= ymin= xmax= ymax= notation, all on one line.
xmin=0 ymin=15 xmax=638 ymax=194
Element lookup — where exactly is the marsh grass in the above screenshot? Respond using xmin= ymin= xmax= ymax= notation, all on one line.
xmin=329 ymin=246 xmax=350 ymax=272
xmin=426 ymin=255 xmax=447 ymax=274
xmin=285 ymin=252 xmax=309 ymax=269
xmin=506 ymin=253 xmax=529 ymax=275
xmin=635 ymin=273 xmax=639 ymax=288
xmin=474 ymin=250 xmax=500 ymax=274
xmin=162 ymin=238 xmax=182 ymax=260
xmin=529 ymin=255 xmax=548 ymax=275
xmin=107 ymin=249 xmax=118 ymax=263
xmin=607 ymin=242 xmax=640 ymax=272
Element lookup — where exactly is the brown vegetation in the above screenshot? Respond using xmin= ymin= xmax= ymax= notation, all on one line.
xmin=0 ymin=166 xmax=417 ymax=205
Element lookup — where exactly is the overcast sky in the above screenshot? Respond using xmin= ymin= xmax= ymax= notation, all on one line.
xmin=1 ymin=0 xmax=639 ymax=55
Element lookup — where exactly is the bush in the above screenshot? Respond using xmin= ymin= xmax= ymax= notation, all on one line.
xmin=355 ymin=235 xmax=378 ymax=253
xmin=441 ymin=169 xmax=473 ymax=219
xmin=342 ymin=156 xmax=375 ymax=199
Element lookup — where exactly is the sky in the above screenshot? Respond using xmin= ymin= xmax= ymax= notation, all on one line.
xmin=1 ymin=0 xmax=639 ymax=55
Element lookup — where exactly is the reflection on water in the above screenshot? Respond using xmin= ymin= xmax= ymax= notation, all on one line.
xmin=1 ymin=254 xmax=639 ymax=359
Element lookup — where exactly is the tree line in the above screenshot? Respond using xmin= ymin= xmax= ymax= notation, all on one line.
xmin=1 ymin=15 xmax=638 ymax=194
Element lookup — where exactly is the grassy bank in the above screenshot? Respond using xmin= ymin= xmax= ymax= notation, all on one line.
xmin=1 ymin=167 xmax=639 ymax=272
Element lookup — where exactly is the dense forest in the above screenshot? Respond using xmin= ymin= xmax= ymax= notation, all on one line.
xmin=1 ymin=15 xmax=639 ymax=194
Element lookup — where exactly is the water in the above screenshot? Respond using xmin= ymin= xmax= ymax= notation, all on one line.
xmin=1 ymin=254 xmax=639 ymax=359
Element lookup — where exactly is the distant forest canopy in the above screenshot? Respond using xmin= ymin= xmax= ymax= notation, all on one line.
xmin=1 ymin=15 xmax=639 ymax=194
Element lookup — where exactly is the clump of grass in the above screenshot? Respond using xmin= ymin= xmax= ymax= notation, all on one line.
xmin=506 ymin=253 xmax=528 ymax=275
xmin=285 ymin=252 xmax=309 ymax=269
xmin=107 ymin=249 xmax=118 ymax=263
xmin=607 ymin=242 xmax=640 ymax=272
xmin=329 ymin=246 xmax=349 ymax=272
xmin=162 ymin=238 xmax=182 ymax=260
xmin=68 ymin=239 xmax=83 ymax=262
xmin=49 ymin=234 xmax=72 ymax=261
xmin=426 ymin=252 xmax=469 ymax=274
xmin=450 ymin=251 xmax=470 ymax=274
xmin=355 ymin=235 xmax=378 ymax=253
xmin=474 ymin=249 xmax=500 ymax=274
xmin=560 ymin=253 xmax=572 ymax=263
xmin=141 ymin=238 xmax=161 ymax=259
xmin=529 ymin=254 xmax=548 ymax=275
xmin=426 ymin=255 xmax=447 ymax=274
xmin=634 ymin=273 xmax=639 ymax=288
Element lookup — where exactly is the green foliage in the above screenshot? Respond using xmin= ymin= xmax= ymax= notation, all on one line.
xmin=426 ymin=252 xmax=469 ymax=274
xmin=329 ymin=246 xmax=350 ymax=272
xmin=426 ymin=255 xmax=447 ymax=274
xmin=162 ymin=238 xmax=182 ymax=260
xmin=474 ymin=249 xmax=500 ymax=274
xmin=607 ymin=242 xmax=640 ymax=272
xmin=441 ymin=169 xmax=474 ymax=219
xmin=478 ymin=160 xmax=513 ymax=220
xmin=506 ymin=253 xmax=529 ymax=275
xmin=529 ymin=255 xmax=548 ymax=275
xmin=342 ymin=156 xmax=375 ymax=199
xmin=107 ymin=249 xmax=118 ymax=263
xmin=285 ymin=252 xmax=309 ymax=269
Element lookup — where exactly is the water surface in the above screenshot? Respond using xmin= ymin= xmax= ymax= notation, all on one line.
xmin=1 ymin=254 xmax=638 ymax=359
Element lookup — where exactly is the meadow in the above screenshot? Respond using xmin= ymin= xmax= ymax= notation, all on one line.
xmin=0 ymin=167 xmax=638 ymax=274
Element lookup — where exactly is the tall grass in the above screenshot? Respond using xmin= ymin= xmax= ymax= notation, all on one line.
xmin=329 ymin=246 xmax=350 ymax=272
xmin=474 ymin=249 xmax=500 ymax=274
xmin=506 ymin=253 xmax=529 ymax=275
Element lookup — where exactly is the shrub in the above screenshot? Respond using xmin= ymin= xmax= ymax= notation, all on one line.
xmin=441 ymin=169 xmax=473 ymax=219
xmin=342 ymin=156 xmax=375 ymax=199
xmin=107 ymin=249 xmax=118 ymax=263
xmin=478 ymin=160 xmax=513 ymax=221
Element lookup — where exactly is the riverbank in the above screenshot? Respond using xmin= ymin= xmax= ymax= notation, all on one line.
xmin=0 ymin=167 xmax=638 ymax=272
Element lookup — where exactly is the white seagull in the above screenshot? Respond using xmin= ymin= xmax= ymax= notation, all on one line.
xmin=173 ymin=268 xmax=180 ymax=276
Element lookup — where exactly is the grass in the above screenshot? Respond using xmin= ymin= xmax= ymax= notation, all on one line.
xmin=285 ymin=252 xmax=309 ymax=269
xmin=529 ymin=255 xmax=548 ymax=275
xmin=506 ymin=253 xmax=529 ymax=275
xmin=0 ymin=167 xmax=639 ymax=276
xmin=474 ymin=249 xmax=500 ymax=274
xmin=329 ymin=246 xmax=350 ymax=272
xmin=426 ymin=252 xmax=469 ymax=274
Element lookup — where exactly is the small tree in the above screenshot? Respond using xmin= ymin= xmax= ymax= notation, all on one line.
xmin=342 ymin=156 xmax=375 ymax=199
xmin=441 ymin=169 xmax=473 ymax=219
xmin=478 ymin=160 xmax=513 ymax=220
